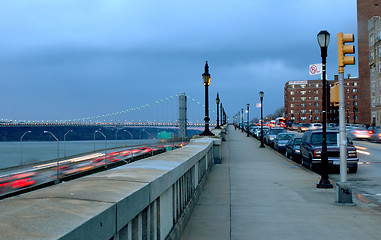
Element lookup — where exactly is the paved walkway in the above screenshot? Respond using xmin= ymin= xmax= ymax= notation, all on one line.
xmin=180 ymin=125 xmax=381 ymax=240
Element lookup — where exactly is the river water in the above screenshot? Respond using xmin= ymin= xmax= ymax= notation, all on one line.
xmin=0 ymin=139 xmax=159 ymax=169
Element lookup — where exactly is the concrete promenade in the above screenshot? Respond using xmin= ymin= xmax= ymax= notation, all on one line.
xmin=181 ymin=125 xmax=381 ymax=240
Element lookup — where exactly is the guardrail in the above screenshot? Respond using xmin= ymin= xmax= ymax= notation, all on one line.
xmin=0 ymin=130 xmax=223 ymax=240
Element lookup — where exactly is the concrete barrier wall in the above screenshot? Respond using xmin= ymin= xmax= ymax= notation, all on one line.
xmin=0 ymin=135 xmax=222 ymax=240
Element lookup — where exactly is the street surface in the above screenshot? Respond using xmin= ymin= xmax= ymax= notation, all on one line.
xmin=330 ymin=140 xmax=381 ymax=205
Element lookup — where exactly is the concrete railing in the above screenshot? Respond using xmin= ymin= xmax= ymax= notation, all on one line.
xmin=0 ymin=135 xmax=222 ymax=240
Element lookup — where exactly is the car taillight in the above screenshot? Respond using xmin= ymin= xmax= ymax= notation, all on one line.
xmin=313 ymin=150 xmax=321 ymax=158
xmin=369 ymin=130 xmax=373 ymax=134
xmin=348 ymin=150 xmax=357 ymax=158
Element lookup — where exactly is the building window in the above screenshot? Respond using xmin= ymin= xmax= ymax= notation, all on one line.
xmin=290 ymin=110 xmax=294 ymax=114
xmin=315 ymin=83 xmax=319 ymax=88
xmin=372 ymin=97 xmax=376 ymax=107
xmin=301 ymin=109 xmax=307 ymax=114
xmin=314 ymin=97 xmax=319 ymax=100
xmin=372 ymin=82 xmax=376 ymax=92
xmin=300 ymin=84 xmax=306 ymax=88
xmin=314 ymin=103 xmax=319 ymax=107
xmin=379 ymin=63 xmax=381 ymax=73
xmin=370 ymin=33 xmax=374 ymax=46
xmin=314 ymin=90 xmax=319 ymax=94
xmin=314 ymin=109 xmax=319 ymax=114
xmin=371 ymin=66 xmax=375 ymax=77
xmin=347 ymin=89 xmax=349 ymax=93
xmin=290 ymin=91 xmax=294 ymax=95
xmin=301 ymin=103 xmax=306 ymax=107
xmin=353 ymin=95 xmax=357 ymax=99
xmin=354 ymin=101 xmax=357 ymax=106
xmin=353 ymin=89 xmax=357 ymax=93
xmin=314 ymin=116 xmax=319 ymax=121
xmin=371 ymin=51 xmax=375 ymax=61
xmin=300 ymin=90 xmax=306 ymax=95
xmin=290 ymin=97 xmax=295 ymax=101
xmin=290 ymin=103 xmax=295 ymax=108
xmin=354 ymin=82 xmax=358 ymax=86
xmin=301 ymin=97 xmax=306 ymax=101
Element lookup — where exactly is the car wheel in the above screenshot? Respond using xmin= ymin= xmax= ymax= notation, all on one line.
xmin=308 ymin=156 xmax=315 ymax=171
xmin=301 ymin=156 xmax=305 ymax=166
xmin=285 ymin=150 xmax=289 ymax=158
xmin=349 ymin=165 xmax=358 ymax=174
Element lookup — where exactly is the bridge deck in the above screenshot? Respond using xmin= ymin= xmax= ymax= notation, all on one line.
xmin=181 ymin=125 xmax=381 ymax=240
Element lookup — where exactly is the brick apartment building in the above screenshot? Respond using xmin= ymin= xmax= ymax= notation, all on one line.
xmin=284 ymin=76 xmax=359 ymax=124
xmin=357 ymin=0 xmax=381 ymax=125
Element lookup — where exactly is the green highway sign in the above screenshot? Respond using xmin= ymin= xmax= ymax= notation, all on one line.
xmin=158 ymin=131 xmax=172 ymax=139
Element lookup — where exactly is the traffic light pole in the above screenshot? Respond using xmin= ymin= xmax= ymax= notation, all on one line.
xmin=336 ymin=32 xmax=355 ymax=204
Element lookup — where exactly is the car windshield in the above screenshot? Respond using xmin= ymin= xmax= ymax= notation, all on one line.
xmin=278 ymin=134 xmax=294 ymax=140
xmin=311 ymin=132 xmax=338 ymax=146
xmin=270 ymin=129 xmax=285 ymax=135
xmin=294 ymin=138 xmax=302 ymax=145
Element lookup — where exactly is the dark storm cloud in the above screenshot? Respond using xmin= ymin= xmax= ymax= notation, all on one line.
xmin=0 ymin=0 xmax=357 ymax=122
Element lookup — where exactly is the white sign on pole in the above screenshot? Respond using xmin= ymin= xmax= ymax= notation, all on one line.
xmin=256 ymin=103 xmax=261 ymax=108
xmin=309 ymin=63 xmax=322 ymax=75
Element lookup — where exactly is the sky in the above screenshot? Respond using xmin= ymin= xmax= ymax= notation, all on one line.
xmin=0 ymin=0 xmax=358 ymax=123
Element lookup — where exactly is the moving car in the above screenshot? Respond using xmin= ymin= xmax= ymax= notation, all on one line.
xmin=298 ymin=123 xmax=311 ymax=132
xmin=300 ymin=130 xmax=358 ymax=173
xmin=274 ymin=133 xmax=295 ymax=153
xmin=369 ymin=128 xmax=381 ymax=142
xmin=285 ymin=137 xmax=302 ymax=162
xmin=347 ymin=127 xmax=371 ymax=140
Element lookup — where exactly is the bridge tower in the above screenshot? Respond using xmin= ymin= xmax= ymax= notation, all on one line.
xmin=179 ymin=93 xmax=187 ymax=139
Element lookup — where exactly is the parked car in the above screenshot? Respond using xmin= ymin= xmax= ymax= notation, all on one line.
xmin=300 ymin=130 xmax=359 ymax=173
xmin=264 ymin=128 xmax=287 ymax=147
xmin=255 ymin=126 xmax=269 ymax=139
xmin=347 ymin=127 xmax=371 ymax=140
xmin=285 ymin=137 xmax=302 ymax=162
xmin=369 ymin=128 xmax=381 ymax=142
xmin=298 ymin=123 xmax=311 ymax=132
xmin=274 ymin=133 xmax=295 ymax=153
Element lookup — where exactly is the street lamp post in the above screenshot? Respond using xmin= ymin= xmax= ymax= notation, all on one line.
xmin=216 ymin=93 xmax=221 ymax=129
xmin=64 ymin=130 xmax=73 ymax=159
xmin=317 ymin=30 xmax=333 ymax=188
xmin=241 ymin=108 xmax=244 ymax=132
xmin=44 ymin=131 xmax=60 ymax=184
xmin=94 ymin=130 xmax=107 ymax=167
xmin=259 ymin=91 xmax=265 ymax=148
xmin=353 ymin=106 xmax=357 ymax=124
xmin=20 ymin=131 xmax=31 ymax=165
xmin=347 ymin=107 xmax=350 ymax=124
xmin=200 ymin=61 xmax=214 ymax=136
xmin=246 ymin=103 xmax=250 ymax=137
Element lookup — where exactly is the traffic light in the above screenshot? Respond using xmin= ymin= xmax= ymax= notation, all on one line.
xmin=337 ymin=33 xmax=355 ymax=73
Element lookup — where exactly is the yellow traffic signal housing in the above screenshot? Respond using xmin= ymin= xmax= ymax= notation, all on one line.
xmin=330 ymin=82 xmax=339 ymax=106
xmin=337 ymin=33 xmax=355 ymax=73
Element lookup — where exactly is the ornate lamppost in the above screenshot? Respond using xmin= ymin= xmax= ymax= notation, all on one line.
xmin=259 ymin=91 xmax=265 ymax=148
xmin=317 ymin=30 xmax=333 ymax=188
xmin=200 ymin=61 xmax=214 ymax=136
xmin=241 ymin=108 xmax=244 ymax=132
xmin=216 ymin=93 xmax=221 ymax=129
xmin=246 ymin=103 xmax=250 ymax=137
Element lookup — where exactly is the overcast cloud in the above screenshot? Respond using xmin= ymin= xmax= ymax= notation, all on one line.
xmin=0 ymin=0 xmax=358 ymax=123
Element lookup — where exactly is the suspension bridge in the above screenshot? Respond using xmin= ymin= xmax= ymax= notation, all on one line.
xmin=0 ymin=93 xmax=217 ymax=128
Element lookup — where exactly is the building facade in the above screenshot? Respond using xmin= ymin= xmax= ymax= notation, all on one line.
xmin=284 ymin=77 xmax=359 ymax=124
xmin=357 ymin=0 xmax=381 ymax=124
xmin=368 ymin=16 xmax=381 ymax=125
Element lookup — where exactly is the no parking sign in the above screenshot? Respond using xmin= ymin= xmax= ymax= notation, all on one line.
xmin=309 ymin=63 xmax=322 ymax=75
